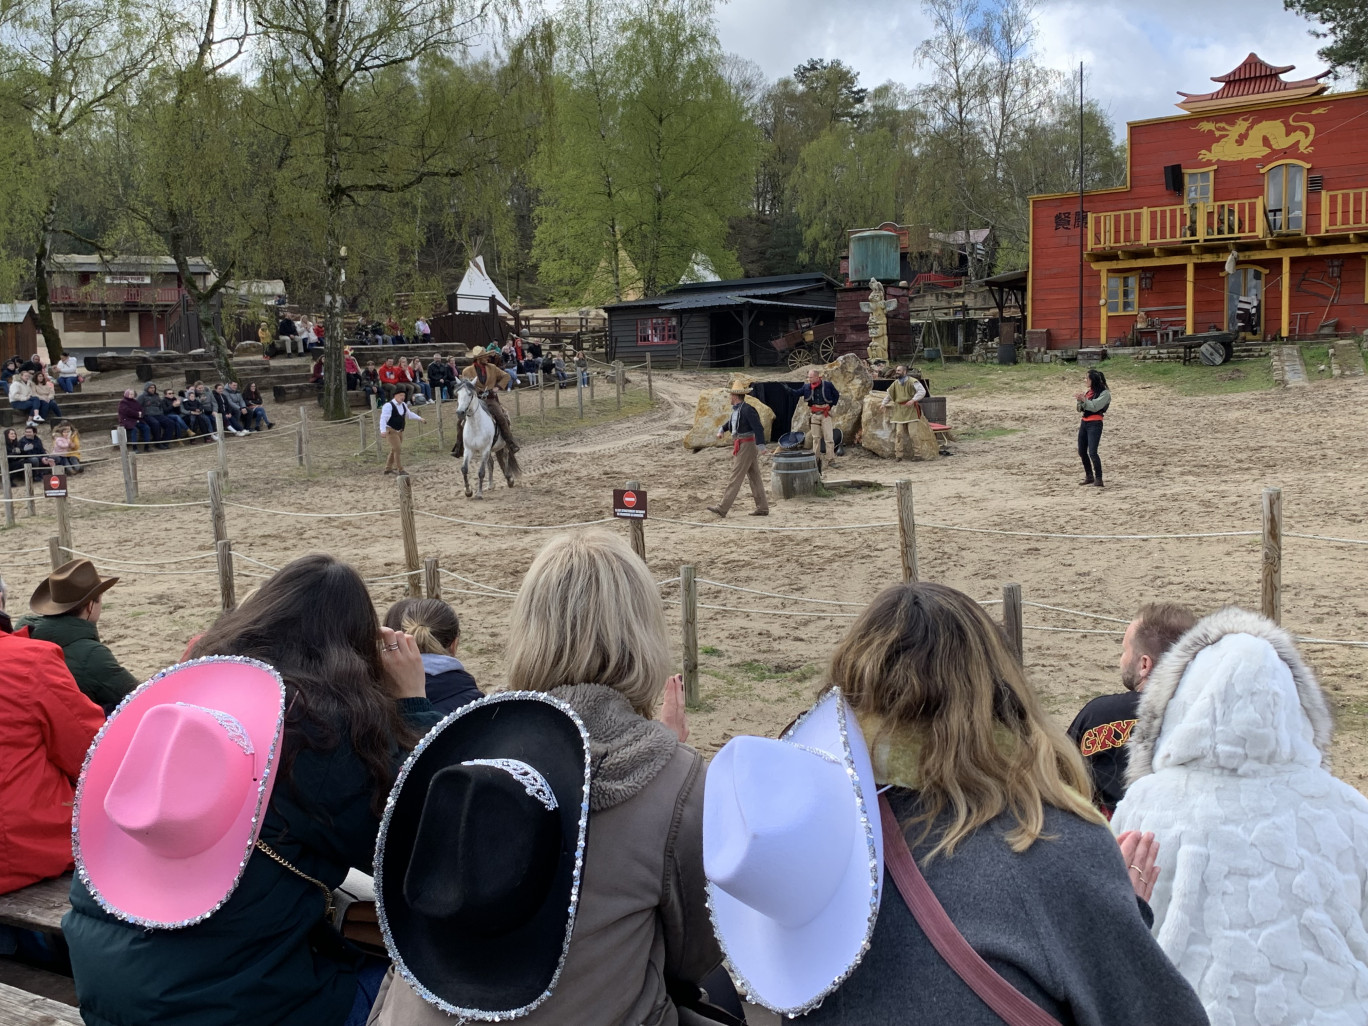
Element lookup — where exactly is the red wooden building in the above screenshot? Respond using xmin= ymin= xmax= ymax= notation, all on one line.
xmin=1028 ymin=55 xmax=1368 ymax=347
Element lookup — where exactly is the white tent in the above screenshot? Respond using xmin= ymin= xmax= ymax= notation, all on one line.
xmin=455 ymin=256 xmax=512 ymax=315
xmin=679 ymin=252 xmax=721 ymax=285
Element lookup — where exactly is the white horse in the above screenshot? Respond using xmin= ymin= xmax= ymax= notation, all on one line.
xmin=452 ymin=380 xmax=517 ymax=499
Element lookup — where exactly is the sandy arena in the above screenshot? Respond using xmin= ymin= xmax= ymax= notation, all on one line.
xmin=4 ymin=366 xmax=1367 ymax=794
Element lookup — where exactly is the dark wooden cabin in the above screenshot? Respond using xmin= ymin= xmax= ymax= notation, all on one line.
xmin=0 ymin=303 xmax=39 ymax=364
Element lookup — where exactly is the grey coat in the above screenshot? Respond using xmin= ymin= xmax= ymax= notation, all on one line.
xmin=800 ymin=791 xmax=1209 ymax=1026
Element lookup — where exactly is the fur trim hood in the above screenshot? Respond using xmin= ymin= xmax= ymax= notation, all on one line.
xmin=549 ymin=683 xmax=679 ymax=812
xmin=1125 ymin=606 xmax=1333 ymax=786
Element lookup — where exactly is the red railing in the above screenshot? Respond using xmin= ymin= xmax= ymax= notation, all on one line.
xmin=48 ymin=286 xmax=186 ymax=306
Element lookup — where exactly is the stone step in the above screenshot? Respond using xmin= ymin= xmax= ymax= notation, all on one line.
xmin=271 ymin=382 xmax=369 ymax=408
xmin=1272 ymin=346 xmax=1309 ymax=387
xmin=1330 ymin=341 xmax=1365 ymax=378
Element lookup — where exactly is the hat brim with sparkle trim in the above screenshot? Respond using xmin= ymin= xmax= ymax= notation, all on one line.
xmin=376 ymin=692 xmax=591 ymax=1021
xmin=73 ymin=657 xmax=286 ymax=929
xmin=704 ymin=688 xmax=883 ymax=1016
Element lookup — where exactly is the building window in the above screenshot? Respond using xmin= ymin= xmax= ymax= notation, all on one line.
xmin=1106 ymin=274 xmax=1137 ymax=315
xmin=1264 ymin=162 xmax=1307 ymax=233
xmin=635 ymin=316 xmax=677 ymax=346
xmin=1184 ymin=169 xmax=1212 ymax=205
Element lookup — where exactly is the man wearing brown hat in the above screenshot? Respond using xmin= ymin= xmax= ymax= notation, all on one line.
xmin=14 ymin=559 xmax=137 ymax=713
xmin=453 ymin=349 xmax=521 ymax=459
xmin=709 ymin=381 xmax=770 ymax=518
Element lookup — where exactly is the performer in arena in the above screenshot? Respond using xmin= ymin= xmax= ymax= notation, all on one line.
xmin=881 ymin=364 xmax=926 ymax=461
xmin=453 ymin=350 xmax=521 ymax=459
xmin=1075 ymin=368 xmax=1110 ymax=488
xmin=708 ymin=381 xmax=769 ymax=518
xmin=791 ymin=368 xmax=840 ymax=468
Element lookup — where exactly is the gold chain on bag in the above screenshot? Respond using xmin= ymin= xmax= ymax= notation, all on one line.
xmin=255 ymin=839 xmax=336 ymax=920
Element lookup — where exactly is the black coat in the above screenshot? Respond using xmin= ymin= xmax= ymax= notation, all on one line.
xmin=719 ymin=401 xmax=766 ymax=444
xmin=425 ymin=665 xmax=482 ymax=715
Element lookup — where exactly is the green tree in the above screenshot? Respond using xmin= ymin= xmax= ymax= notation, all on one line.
xmin=1286 ymin=0 xmax=1368 ymax=86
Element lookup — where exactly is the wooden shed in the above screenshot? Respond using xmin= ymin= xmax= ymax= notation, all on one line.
xmin=0 ymin=303 xmax=39 ymax=365
xmin=604 ymin=273 xmax=839 ymax=368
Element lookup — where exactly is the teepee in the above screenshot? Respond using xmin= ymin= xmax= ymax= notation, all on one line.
xmin=455 ymin=256 xmax=512 ymax=315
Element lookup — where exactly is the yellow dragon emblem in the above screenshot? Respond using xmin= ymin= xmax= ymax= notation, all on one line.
xmin=1194 ymin=106 xmax=1330 ymax=162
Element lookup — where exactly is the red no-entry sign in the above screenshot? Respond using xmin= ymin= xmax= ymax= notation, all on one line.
xmin=612 ymin=488 xmax=647 ymax=520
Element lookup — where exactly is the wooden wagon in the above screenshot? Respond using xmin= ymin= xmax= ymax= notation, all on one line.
xmin=769 ymin=318 xmax=840 ymax=371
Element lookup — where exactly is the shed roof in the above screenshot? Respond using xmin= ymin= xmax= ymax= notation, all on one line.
xmin=606 ymin=272 xmax=838 ymax=311
xmin=48 ymin=254 xmax=216 ymax=275
xmin=0 ymin=302 xmax=35 ymax=323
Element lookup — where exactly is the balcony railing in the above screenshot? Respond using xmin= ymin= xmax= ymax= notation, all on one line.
xmin=48 ymin=285 xmax=186 ymax=306
xmin=1088 ymin=198 xmax=1266 ymax=252
xmin=1322 ymin=188 xmax=1368 ymax=234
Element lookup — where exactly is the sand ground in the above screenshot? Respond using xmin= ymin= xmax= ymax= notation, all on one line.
xmin=4 ymin=363 xmax=1367 ymax=793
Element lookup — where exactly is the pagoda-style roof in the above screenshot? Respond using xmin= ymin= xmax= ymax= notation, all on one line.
xmin=1177 ymin=53 xmax=1330 ymax=113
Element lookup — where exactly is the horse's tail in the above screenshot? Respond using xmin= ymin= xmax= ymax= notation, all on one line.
xmin=502 ymin=447 xmax=522 ymax=479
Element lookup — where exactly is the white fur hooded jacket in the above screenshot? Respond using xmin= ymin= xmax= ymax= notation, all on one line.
xmin=1112 ymin=607 xmax=1368 ymax=1026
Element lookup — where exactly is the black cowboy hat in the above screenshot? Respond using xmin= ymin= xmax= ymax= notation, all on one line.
xmin=376 ymin=692 xmax=591 ymax=1019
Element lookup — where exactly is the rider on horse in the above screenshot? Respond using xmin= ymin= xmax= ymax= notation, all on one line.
xmin=452 ymin=349 xmax=521 ymax=458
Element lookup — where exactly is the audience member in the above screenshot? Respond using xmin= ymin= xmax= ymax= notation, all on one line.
xmin=551 ymin=351 xmax=568 ymax=384
xmin=415 ymin=316 xmax=430 ymax=343
xmin=426 ymin=353 xmax=451 ymax=399
xmin=1 ymin=356 xmax=20 ymax=384
xmin=360 ymin=361 xmax=382 ymax=404
xmin=344 ymin=347 xmax=360 ymax=391
xmin=54 ymin=353 xmax=82 ymax=393
xmin=8 ymin=369 xmax=61 ymax=426
xmin=31 ymin=370 xmax=60 ymax=416
xmin=715 ymin=581 xmax=1208 ymax=1025
xmin=383 ymin=598 xmax=480 ymax=713
xmin=3 ymin=428 xmax=21 ymax=484
xmin=0 ymin=619 xmax=104 ymax=895
xmin=138 ymin=383 xmax=183 ymax=448
xmin=50 ymin=421 xmax=83 ymax=472
xmin=1068 ymin=602 xmax=1197 ymax=816
xmin=179 ymin=390 xmax=215 ymax=440
xmin=63 ymin=554 xmax=443 ymax=1026
xmin=16 ymin=425 xmax=56 ymax=470
xmin=278 ymin=314 xmax=300 ymax=351
xmin=1113 ymin=608 xmax=1368 ymax=1025
xmin=574 ymin=350 xmax=589 ymax=386
xmin=370 ymin=530 xmax=721 ymax=1026
xmin=241 ymin=382 xmax=274 ymax=430
xmin=210 ymin=382 xmax=249 ymax=436
xmin=378 ymin=357 xmax=401 ymax=400
xmin=117 ymin=389 xmax=154 ymax=452
xmin=14 ymin=559 xmax=138 ymax=714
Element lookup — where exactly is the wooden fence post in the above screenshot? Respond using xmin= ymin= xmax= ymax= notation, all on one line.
xmin=554 ymin=372 xmax=561 ymax=409
xmin=514 ymin=382 xmax=521 ymax=418
xmin=359 ymin=413 xmax=367 ymax=456
xmin=295 ymin=419 xmax=305 ymax=467
xmin=117 ymin=426 xmax=136 ymax=502
xmin=1262 ymin=486 xmax=1282 ymax=624
xmin=216 ymin=538 xmax=236 ymax=612
xmin=577 ymin=375 xmax=584 ymax=418
xmin=49 ymin=536 xmax=63 ymax=571
xmin=397 ymin=474 xmax=421 ymax=597
xmin=424 ymin=556 xmax=441 ymax=599
xmin=54 ymin=473 xmax=71 ymax=559
xmin=212 ymin=413 xmax=228 ymax=480
xmin=538 ymin=375 xmax=546 ymax=426
xmin=681 ymin=565 xmax=699 ymax=709
xmin=646 ymin=352 xmax=653 ymax=400
xmin=435 ymin=393 xmax=445 ymax=448
xmin=2 ymin=456 xmax=14 ymax=528
xmin=298 ymin=406 xmax=312 ymax=474
xmin=589 ymin=368 xmax=595 ymax=402
xmin=23 ymin=465 xmax=35 ymax=516
xmin=207 ymin=469 xmax=227 ymax=546
xmin=625 ymin=479 xmax=646 ymax=562
xmin=371 ymin=396 xmax=383 ymax=463
xmin=895 ymin=479 xmax=918 ymax=583
xmin=1002 ymin=583 xmax=1024 ymax=662
xmin=614 ymin=361 xmax=623 ymax=411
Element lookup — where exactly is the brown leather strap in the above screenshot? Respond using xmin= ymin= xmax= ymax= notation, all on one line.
xmin=878 ymin=794 xmax=1063 ymax=1026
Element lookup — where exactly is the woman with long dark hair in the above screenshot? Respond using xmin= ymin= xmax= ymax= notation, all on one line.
xmin=1075 ymin=368 xmax=1110 ymax=487
xmin=63 ymin=554 xmax=441 ymax=1026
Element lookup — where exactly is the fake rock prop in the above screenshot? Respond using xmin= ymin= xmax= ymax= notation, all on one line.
xmin=859 ymin=393 xmax=938 ymax=460
xmin=683 ymin=392 xmax=776 ymax=451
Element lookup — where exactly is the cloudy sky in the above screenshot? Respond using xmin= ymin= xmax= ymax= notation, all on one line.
xmin=713 ymin=0 xmax=1334 ymax=129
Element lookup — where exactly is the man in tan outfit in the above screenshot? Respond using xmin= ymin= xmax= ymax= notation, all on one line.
xmin=708 ymin=382 xmax=769 ymax=518
xmin=881 ymin=364 xmax=927 ymax=461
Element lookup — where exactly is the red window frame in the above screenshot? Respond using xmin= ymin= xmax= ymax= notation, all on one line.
xmin=636 ymin=316 xmax=678 ymax=346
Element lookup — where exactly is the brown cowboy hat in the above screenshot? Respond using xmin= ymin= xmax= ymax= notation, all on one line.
xmin=30 ymin=558 xmax=118 ymax=616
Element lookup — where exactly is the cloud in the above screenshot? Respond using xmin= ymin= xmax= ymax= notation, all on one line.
xmin=714 ymin=0 xmax=1335 ymax=129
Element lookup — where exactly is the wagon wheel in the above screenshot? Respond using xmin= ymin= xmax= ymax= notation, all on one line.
xmin=787 ymin=348 xmax=813 ymax=371
xmin=815 ymin=334 xmax=838 ymax=363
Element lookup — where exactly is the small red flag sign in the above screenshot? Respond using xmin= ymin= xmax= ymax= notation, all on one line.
xmin=612 ymin=488 xmax=647 ymax=520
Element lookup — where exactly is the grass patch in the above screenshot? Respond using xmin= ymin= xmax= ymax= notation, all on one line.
xmin=1301 ymin=344 xmax=1334 ymax=381
xmin=922 ymin=354 xmax=1276 ymax=398
xmin=1109 ymin=356 xmax=1275 ymax=395
xmin=699 ymin=645 xmax=723 ymax=656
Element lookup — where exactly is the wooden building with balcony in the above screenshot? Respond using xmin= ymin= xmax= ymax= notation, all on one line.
xmin=46 ymin=254 xmax=215 ymax=349
xmin=1028 ymin=55 xmax=1368 ymax=348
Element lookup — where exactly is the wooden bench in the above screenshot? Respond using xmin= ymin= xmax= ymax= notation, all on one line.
xmin=0 ymin=981 xmax=81 ymax=1025
xmin=0 ymin=876 xmax=70 ymax=936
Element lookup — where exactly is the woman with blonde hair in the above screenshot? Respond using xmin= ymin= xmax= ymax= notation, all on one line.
xmin=371 ymin=529 xmax=724 ymax=1026
xmin=795 ymin=582 xmax=1207 ymax=1025
xmin=382 ymin=598 xmax=479 ymax=713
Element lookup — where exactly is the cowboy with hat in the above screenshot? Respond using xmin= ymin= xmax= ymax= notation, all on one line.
xmin=15 ymin=559 xmax=137 ymax=713
xmin=454 ymin=348 xmax=521 ymax=460
xmin=708 ymin=380 xmax=770 ymax=518
xmin=369 ymin=691 xmax=592 ymax=1023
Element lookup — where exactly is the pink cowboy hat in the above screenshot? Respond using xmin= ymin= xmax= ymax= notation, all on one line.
xmin=73 ymin=657 xmax=287 ymax=928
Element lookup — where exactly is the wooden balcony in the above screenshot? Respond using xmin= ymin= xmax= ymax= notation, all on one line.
xmin=1088 ymin=198 xmax=1266 ymax=253
xmin=1322 ymin=188 xmax=1368 ymax=234
xmin=48 ymin=285 xmax=186 ymax=307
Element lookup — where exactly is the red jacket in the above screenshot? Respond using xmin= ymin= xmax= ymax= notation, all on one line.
xmin=378 ymin=364 xmax=401 ymax=385
xmin=0 ymin=629 xmax=105 ymax=893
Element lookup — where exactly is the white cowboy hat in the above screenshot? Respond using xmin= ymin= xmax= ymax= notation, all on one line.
xmin=703 ymin=688 xmax=882 ymax=1015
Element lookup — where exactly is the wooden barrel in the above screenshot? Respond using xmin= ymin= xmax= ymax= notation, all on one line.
xmin=771 ymin=449 xmax=819 ymax=498
xmin=919 ymin=396 xmax=947 ymax=424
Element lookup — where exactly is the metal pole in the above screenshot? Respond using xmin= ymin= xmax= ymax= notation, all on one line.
xmin=895 ymin=479 xmax=918 ymax=583
xmin=1002 ymin=583 xmax=1024 ymax=662
xmin=398 ymin=474 xmax=421 ymax=597
xmin=681 ymin=565 xmax=698 ymax=709
xmin=1262 ymin=487 xmax=1282 ymax=624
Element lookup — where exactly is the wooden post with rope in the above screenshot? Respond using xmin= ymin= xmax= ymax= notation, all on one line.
xmin=435 ymin=393 xmax=445 ymax=448
xmin=49 ymin=537 xmax=63 ymax=571
xmin=371 ymin=395 xmax=383 ymax=463
xmin=207 ymin=470 xmax=228 ymax=547
xmin=424 ymin=556 xmax=441 ymax=600
xmin=1 ymin=456 xmax=13 ymax=528
xmin=646 ymin=352 xmax=653 ymax=400
xmin=577 ymin=374 xmax=584 ymax=418
xmin=539 ymin=375 xmax=545 ymax=426
xmin=23 ymin=466 xmax=35 ymax=517
xmin=295 ymin=418 xmax=305 ymax=467
xmin=589 ymin=367 xmax=596 ymax=402
xmin=216 ymin=539 xmax=236 ymax=612
xmin=554 ymin=369 xmax=561 ymax=409
xmin=1262 ymin=486 xmax=1282 ymax=624
xmin=625 ymin=479 xmax=646 ymax=562
xmin=896 ymin=479 xmax=918 ymax=583
xmin=214 ymin=413 xmax=228 ymax=481
xmin=681 ymin=564 xmax=699 ymax=709
xmin=54 ymin=472 xmax=71 ymax=561
xmin=117 ymin=426 xmax=136 ymax=502
xmin=614 ymin=361 xmax=623 ymax=411
xmin=397 ymin=474 xmax=421 ymax=597
xmin=1002 ymin=583 xmax=1024 ymax=662
xmin=298 ymin=407 xmax=312 ymax=475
